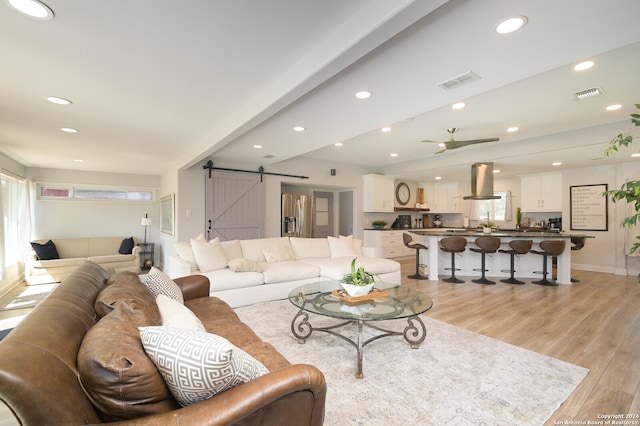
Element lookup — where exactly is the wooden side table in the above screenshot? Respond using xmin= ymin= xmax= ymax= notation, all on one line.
xmin=139 ymin=243 xmax=155 ymax=271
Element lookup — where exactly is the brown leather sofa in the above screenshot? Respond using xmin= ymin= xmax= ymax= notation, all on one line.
xmin=0 ymin=261 xmax=326 ymax=425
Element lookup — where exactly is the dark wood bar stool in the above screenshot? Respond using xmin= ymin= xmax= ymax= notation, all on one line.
xmin=530 ymin=240 xmax=566 ymax=286
xmin=470 ymin=237 xmax=501 ymax=285
xmin=570 ymin=236 xmax=586 ymax=282
xmin=403 ymin=233 xmax=428 ymax=280
xmin=498 ymin=240 xmax=532 ymax=285
xmin=440 ymin=237 xmax=467 ymax=283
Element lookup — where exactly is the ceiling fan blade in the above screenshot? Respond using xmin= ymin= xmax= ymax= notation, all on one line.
xmin=449 ymin=137 xmax=500 ymax=149
xmin=420 ymin=139 xmax=441 ymax=143
xmin=434 ymin=147 xmax=448 ymax=154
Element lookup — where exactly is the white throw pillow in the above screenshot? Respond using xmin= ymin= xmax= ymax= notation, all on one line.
xmin=328 ymin=236 xmax=358 ymax=258
xmin=144 ymin=267 xmax=184 ymax=304
xmin=156 ymin=294 xmax=205 ymax=332
xmin=191 ymin=238 xmax=227 ymax=273
xmin=227 ymin=258 xmax=259 ymax=272
xmin=139 ymin=327 xmax=269 ymax=406
xmin=174 ymin=234 xmax=206 ymax=269
xmin=340 ymin=235 xmax=364 ymax=257
xmin=261 ymin=245 xmax=295 ymax=262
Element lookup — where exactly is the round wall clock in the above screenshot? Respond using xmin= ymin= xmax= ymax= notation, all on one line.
xmin=395 ymin=182 xmax=411 ymax=206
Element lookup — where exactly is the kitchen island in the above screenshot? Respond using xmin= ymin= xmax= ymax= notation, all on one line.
xmin=405 ymin=229 xmax=592 ymax=284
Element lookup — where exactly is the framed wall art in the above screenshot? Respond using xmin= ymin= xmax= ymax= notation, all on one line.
xmin=570 ymin=184 xmax=608 ymax=231
xmin=160 ymin=193 xmax=175 ymax=235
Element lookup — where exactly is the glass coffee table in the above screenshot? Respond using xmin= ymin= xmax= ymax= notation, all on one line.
xmin=288 ymin=280 xmax=433 ymax=378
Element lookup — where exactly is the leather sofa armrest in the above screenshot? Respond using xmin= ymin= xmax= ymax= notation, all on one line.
xmin=109 ymin=364 xmax=326 ymax=426
xmin=173 ymin=275 xmax=210 ymax=301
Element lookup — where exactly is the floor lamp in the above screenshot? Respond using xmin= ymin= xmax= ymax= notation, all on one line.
xmin=141 ymin=213 xmax=152 ymax=244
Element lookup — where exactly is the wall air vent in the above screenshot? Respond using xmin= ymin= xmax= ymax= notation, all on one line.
xmin=575 ymin=86 xmax=604 ymax=100
xmin=437 ymin=71 xmax=481 ymax=90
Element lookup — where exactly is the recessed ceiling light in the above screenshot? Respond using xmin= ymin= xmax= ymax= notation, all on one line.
xmin=495 ymin=16 xmax=527 ymax=34
xmin=493 ymin=169 xmax=500 ymax=174
xmin=334 ymin=142 xmax=343 ymax=147
xmin=253 ymin=144 xmax=263 ymax=149
xmin=381 ymin=127 xmax=391 ymax=132
xmin=574 ymin=61 xmax=594 ymax=71
xmin=292 ymin=126 xmax=305 ymax=132
xmin=632 ymin=153 xmax=640 ymax=158
xmin=507 ymin=126 xmax=519 ymax=132
xmin=355 ymin=91 xmax=372 ymax=99
xmin=552 ymin=162 xmax=562 ymax=166
xmin=47 ymin=96 xmax=71 ymax=105
xmin=452 ymin=102 xmax=465 ymax=110
xmin=73 ymin=159 xmax=84 ymax=163
xmin=60 ymin=127 xmax=77 ymax=133
xmin=6 ymin=0 xmax=54 ymax=19
xmin=606 ymin=104 xmax=622 ymax=111
xmin=435 ymin=176 xmax=442 ymax=180
xmin=390 ymin=153 xmax=398 ymax=158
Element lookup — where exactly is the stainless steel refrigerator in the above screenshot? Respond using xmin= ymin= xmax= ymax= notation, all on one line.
xmin=281 ymin=193 xmax=315 ymax=237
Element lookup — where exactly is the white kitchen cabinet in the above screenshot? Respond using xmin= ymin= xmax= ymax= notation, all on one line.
xmin=363 ymin=230 xmax=413 ymax=259
xmin=362 ymin=174 xmax=394 ymax=212
xmin=431 ymin=181 xmax=464 ymax=212
xmin=520 ymin=173 xmax=562 ymax=212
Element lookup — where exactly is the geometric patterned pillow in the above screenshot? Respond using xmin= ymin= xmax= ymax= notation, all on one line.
xmin=139 ymin=327 xmax=269 ymax=406
xmin=143 ymin=267 xmax=184 ymax=304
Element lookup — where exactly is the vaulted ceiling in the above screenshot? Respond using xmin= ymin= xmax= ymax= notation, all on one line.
xmin=1 ymin=0 xmax=639 ymax=181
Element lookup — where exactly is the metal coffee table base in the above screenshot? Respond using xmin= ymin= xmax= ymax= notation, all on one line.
xmin=291 ymin=309 xmax=426 ymax=378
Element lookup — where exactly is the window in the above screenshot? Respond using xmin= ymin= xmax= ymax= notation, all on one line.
xmin=37 ymin=184 xmax=154 ymax=201
xmin=1 ymin=174 xmax=27 ymax=274
xmin=472 ymin=191 xmax=511 ymax=222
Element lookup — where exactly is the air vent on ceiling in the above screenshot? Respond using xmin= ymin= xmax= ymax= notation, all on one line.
xmin=437 ymin=71 xmax=481 ymax=90
xmin=575 ymin=86 xmax=604 ymax=100
xmin=263 ymin=154 xmax=275 ymax=159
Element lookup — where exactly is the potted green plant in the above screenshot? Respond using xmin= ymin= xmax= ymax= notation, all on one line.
xmin=603 ymin=104 xmax=640 ymax=262
xmin=480 ymin=222 xmax=495 ymax=233
xmin=341 ymin=258 xmax=376 ymax=297
xmin=372 ymin=220 xmax=387 ymax=230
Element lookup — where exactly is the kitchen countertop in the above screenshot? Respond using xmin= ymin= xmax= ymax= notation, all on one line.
xmin=366 ymin=228 xmax=586 ymax=237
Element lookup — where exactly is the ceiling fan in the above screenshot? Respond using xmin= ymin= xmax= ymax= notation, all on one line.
xmin=421 ymin=127 xmax=499 ymax=154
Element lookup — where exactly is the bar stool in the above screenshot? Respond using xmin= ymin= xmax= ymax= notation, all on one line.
xmin=498 ymin=240 xmax=532 ymax=285
xmin=440 ymin=237 xmax=467 ymax=283
xmin=403 ymin=233 xmax=428 ymax=280
xmin=530 ymin=240 xmax=566 ymax=286
xmin=570 ymin=236 xmax=586 ymax=282
xmin=470 ymin=237 xmax=501 ymax=285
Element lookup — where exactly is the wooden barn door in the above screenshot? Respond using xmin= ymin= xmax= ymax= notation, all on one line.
xmin=205 ymin=171 xmax=264 ymax=241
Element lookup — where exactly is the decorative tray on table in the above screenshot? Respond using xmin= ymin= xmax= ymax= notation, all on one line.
xmin=331 ymin=288 xmax=388 ymax=304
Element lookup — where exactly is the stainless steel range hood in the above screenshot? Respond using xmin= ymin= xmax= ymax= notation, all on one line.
xmin=463 ymin=162 xmax=501 ymax=200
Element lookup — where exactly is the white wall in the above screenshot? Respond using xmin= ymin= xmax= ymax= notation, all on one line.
xmin=22 ymin=157 xmax=640 ymax=278
xmin=26 ymin=168 xmax=162 ymax=264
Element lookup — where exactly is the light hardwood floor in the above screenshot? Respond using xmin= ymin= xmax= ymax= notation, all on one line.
xmin=398 ymin=258 xmax=640 ymax=425
xmin=1 ymin=263 xmax=638 ymax=424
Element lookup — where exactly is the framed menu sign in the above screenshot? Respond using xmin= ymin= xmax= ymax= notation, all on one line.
xmin=570 ymin=184 xmax=608 ymax=231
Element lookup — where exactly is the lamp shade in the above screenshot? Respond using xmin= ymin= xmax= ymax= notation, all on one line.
xmin=141 ymin=217 xmax=152 ymax=226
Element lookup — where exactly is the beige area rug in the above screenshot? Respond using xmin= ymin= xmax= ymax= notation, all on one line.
xmin=235 ymin=300 xmax=589 ymax=426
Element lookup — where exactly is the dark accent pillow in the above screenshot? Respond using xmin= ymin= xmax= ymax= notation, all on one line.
xmin=119 ymin=237 xmax=135 ymax=254
xmin=77 ymin=301 xmax=179 ymax=421
xmin=30 ymin=240 xmax=60 ymax=260
xmin=95 ymin=272 xmax=161 ymax=322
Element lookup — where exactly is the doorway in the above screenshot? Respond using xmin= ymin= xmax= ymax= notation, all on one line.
xmin=313 ymin=191 xmax=333 ymax=238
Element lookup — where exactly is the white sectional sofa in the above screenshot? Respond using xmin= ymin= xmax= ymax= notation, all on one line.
xmin=169 ymin=235 xmax=401 ymax=308
xmin=25 ymin=237 xmax=141 ymax=285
